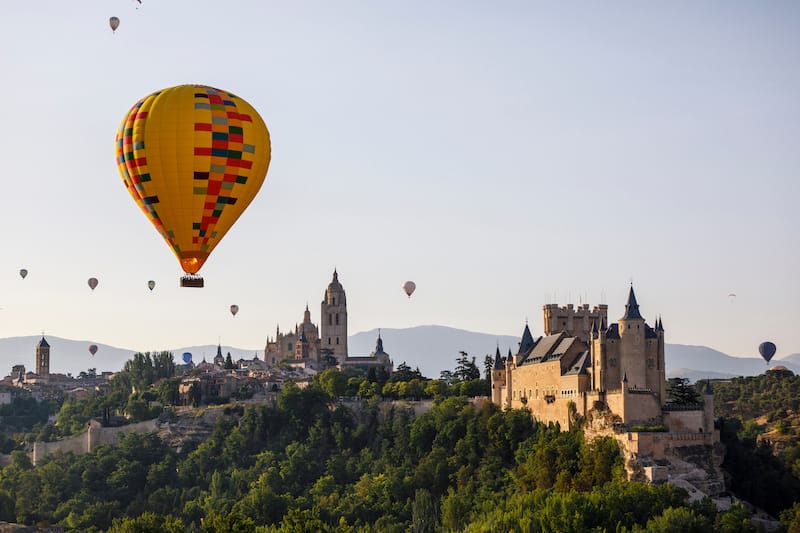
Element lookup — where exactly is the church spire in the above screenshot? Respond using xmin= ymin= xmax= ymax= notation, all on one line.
xmin=621 ymin=285 xmax=644 ymax=320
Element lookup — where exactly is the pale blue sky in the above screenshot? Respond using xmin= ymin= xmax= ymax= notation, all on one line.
xmin=0 ymin=1 xmax=798 ymax=367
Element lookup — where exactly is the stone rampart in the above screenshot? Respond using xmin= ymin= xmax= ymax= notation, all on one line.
xmin=32 ymin=419 xmax=159 ymax=465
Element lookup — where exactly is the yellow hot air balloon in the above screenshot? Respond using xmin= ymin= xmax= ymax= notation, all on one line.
xmin=115 ymin=85 xmax=271 ymax=286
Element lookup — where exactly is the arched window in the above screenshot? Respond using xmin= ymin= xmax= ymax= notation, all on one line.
xmin=336 ymin=337 xmax=339 ymax=345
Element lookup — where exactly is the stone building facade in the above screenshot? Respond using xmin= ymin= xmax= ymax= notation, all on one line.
xmin=262 ymin=270 xmax=392 ymax=374
xmin=492 ymin=287 xmax=714 ymax=435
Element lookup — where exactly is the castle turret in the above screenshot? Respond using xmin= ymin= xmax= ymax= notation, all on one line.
xmin=491 ymin=346 xmax=505 ymax=405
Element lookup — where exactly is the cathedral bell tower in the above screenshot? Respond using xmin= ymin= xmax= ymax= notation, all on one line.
xmin=36 ymin=336 xmax=50 ymax=378
xmin=320 ymin=269 xmax=348 ymax=364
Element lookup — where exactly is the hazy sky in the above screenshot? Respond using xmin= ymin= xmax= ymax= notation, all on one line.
xmin=1 ymin=1 xmax=798 ymax=365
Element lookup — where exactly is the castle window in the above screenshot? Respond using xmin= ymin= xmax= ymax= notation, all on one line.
xmin=336 ymin=314 xmax=340 ymax=325
xmin=336 ymin=337 xmax=339 ymax=345
xmin=288 ymin=343 xmax=294 ymax=351
xmin=333 ymin=297 xmax=336 ymax=306
xmin=328 ymin=314 xmax=332 ymax=325
xmin=647 ymin=359 xmax=654 ymax=368
xmin=610 ymin=358 xmax=616 ymax=367
xmin=328 ymin=337 xmax=331 ymax=345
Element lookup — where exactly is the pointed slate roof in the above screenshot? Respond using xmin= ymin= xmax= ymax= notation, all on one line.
xmin=518 ymin=323 xmax=535 ymax=357
xmin=657 ymin=316 xmax=664 ymax=332
xmin=374 ymin=330 xmax=387 ymax=356
xmin=216 ymin=344 xmax=223 ymax=358
xmin=38 ymin=336 xmax=50 ymax=348
xmin=564 ymin=351 xmax=591 ymax=375
xmin=621 ymin=286 xmax=644 ymax=320
xmin=493 ymin=346 xmax=504 ymax=370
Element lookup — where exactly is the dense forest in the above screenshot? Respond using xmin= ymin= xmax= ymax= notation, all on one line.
xmin=0 ymin=355 xmax=799 ymax=531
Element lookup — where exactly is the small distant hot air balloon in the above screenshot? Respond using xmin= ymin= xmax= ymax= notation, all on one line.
xmin=402 ymin=281 xmax=416 ymax=298
xmin=88 ymin=277 xmax=99 ymax=291
xmin=88 ymin=344 xmax=98 ymax=356
xmin=759 ymin=342 xmax=777 ymax=364
xmin=182 ymin=352 xmax=192 ymax=364
xmin=148 ymin=280 xmax=156 ymax=291
xmin=109 ymin=16 xmax=120 ymax=33
xmin=19 ymin=269 xmax=28 ymax=279
xmin=230 ymin=304 xmax=239 ymax=317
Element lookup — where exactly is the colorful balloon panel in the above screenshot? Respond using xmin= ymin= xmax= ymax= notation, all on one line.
xmin=115 ymin=85 xmax=271 ymax=275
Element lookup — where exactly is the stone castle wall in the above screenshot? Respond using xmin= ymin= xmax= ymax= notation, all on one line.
xmin=32 ymin=419 xmax=159 ymax=465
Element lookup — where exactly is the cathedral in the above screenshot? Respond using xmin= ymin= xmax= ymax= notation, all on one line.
xmin=263 ymin=270 xmax=392 ymax=374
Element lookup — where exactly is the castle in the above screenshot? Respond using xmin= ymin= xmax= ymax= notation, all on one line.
xmin=492 ymin=286 xmax=676 ymax=427
xmin=264 ymin=270 xmax=393 ymax=374
xmin=492 ymin=287 xmax=722 ymax=487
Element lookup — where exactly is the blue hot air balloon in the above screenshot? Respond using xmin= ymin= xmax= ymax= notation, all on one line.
xmin=182 ymin=352 xmax=193 ymax=364
xmin=759 ymin=342 xmax=776 ymax=364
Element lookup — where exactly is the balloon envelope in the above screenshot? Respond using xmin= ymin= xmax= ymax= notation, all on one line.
xmin=115 ymin=84 xmax=271 ymax=276
xmin=148 ymin=280 xmax=156 ymax=291
xmin=402 ymin=280 xmax=416 ymax=298
xmin=19 ymin=269 xmax=28 ymax=279
xmin=88 ymin=344 xmax=98 ymax=356
xmin=759 ymin=341 xmax=776 ymax=363
xmin=88 ymin=277 xmax=98 ymax=290
xmin=182 ymin=352 xmax=192 ymax=363
xmin=109 ymin=17 xmax=120 ymax=32
xmin=230 ymin=304 xmax=239 ymax=316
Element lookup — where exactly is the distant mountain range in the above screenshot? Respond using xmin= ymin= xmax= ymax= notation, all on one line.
xmin=1 ymin=326 xmax=796 ymax=382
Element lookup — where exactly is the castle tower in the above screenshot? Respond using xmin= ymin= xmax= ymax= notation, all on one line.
xmin=617 ymin=286 xmax=647 ymax=389
xmin=490 ymin=346 xmax=505 ymax=405
xmin=543 ymin=303 xmax=608 ymax=342
xmin=35 ymin=336 xmax=50 ymax=377
xmin=320 ymin=269 xmax=348 ymax=364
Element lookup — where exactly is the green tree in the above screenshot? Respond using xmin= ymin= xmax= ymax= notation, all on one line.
xmin=454 ymin=351 xmax=480 ymax=383
xmin=411 ymin=488 xmax=438 ymax=533
xmin=644 ymin=506 xmax=712 ymax=533
xmin=666 ymin=377 xmax=702 ymax=405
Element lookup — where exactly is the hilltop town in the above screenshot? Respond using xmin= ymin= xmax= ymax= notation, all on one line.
xmin=0 ymin=271 xmax=393 ymax=410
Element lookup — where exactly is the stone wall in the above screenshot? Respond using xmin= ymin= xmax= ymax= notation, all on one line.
xmin=32 ymin=419 xmax=159 ymax=465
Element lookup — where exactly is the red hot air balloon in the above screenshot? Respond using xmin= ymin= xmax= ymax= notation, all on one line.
xmin=88 ymin=344 xmax=98 ymax=356
xmin=88 ymin=277 xmax=99 ymax=291
xmin=759 ymin=342 xmax=777 ymax=364
xmin=230 ymin=304 xmax=239 ymax=316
